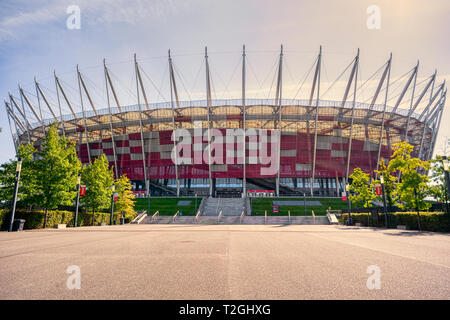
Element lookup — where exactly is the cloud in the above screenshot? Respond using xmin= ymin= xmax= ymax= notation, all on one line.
xmin=0 ymin=0 xmax=187 ymax=42
xmin=0 ymin=3 xmax=64 ymax=41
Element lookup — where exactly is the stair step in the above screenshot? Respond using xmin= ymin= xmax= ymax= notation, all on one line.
xmin=141 ymin=214 xmax=330 ymax=225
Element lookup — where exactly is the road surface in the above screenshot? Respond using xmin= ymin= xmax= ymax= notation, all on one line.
xmin=0 ymin=224 xmax=449 ymax=299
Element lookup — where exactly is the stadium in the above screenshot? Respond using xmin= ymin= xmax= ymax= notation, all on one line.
xmin=3 ymin=47 xmax=447 ymax=198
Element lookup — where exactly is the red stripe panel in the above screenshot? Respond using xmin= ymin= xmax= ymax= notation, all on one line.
xmin=128 ymin=132 xmax=141 ymax=140
xmin=130 ymin=146 xmax=142 ymax=153
xmin=116 ymin=140 xmax=129 ymax=147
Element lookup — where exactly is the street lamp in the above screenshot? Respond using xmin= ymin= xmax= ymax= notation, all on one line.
xmin=380 ymin=174 xmax=388 ymax=228
xmin=303 ymin=192 xmax=306 ymax=216
xmin=442 ymin=156 xmax=450 ymax=215
xmin=9 ymin=158 xmax=22 ymax=232
xmin=194 ymin=193 xmax=198 ymax=213
xmin=110 ymin=183 xmax=115 ymax=225
xmin=74 ymin=173 xmax=81 ymax=228
xmin=345 ymin=183 xmax=352 ymax=225
xmin=146 ymin=180 xmax=150 ymax=217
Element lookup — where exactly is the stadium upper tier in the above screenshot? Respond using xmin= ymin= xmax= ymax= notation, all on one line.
xmin=4 ymin=47 xmax=447 ymax=196
xmin=24 ymin=98 xmax=423 ymax=131
xmin=12 ymin=97 xmax=436 ymax=180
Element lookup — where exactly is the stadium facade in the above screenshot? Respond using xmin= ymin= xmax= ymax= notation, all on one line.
xmin=4 ymin=46 xmax=447 ymax=197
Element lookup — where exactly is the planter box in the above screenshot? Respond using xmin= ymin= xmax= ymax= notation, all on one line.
xmin=355 ymin=222 xmax=362 ymax=227
xmin=397 ymin=225 xmax=407 ymax=230
xmin=100 ymin=223 xmax=106 ymax=226
xmin=54 ymin=224 xmax=66 ymax=229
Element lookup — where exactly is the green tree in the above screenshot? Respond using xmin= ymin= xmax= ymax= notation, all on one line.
xmin=349 ymin=168 xmax=376 ymax=208
xmin=0 ymin=144 xmax=39 ymax=208
xmin=82 ymin=154 xmax=114 ymax=213
xmin=374 ymin=159 xmax=397 ymax=207
xmin=33 ymin=125 xmax=81 ymax=217
xmin=114 ymin=174 xmax=136 ymax=221
xmin=0 ymin=160 xmax=16 ymax=205
xmin=428 ymin=155 xmax=448 ymax=204
xmin=392 ymin=142 xmax=430 ymax=210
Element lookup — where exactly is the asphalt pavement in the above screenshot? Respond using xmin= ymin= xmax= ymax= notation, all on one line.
xmin=0 ymin=224 xmax=449 ymax=299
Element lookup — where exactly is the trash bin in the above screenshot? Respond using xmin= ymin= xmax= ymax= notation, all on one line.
xmin=12 ymin=219 xmax=25 ymax=231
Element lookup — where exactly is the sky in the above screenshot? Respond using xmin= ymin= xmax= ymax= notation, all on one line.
xmin=0 ymin=0 xmax=449 ymax=163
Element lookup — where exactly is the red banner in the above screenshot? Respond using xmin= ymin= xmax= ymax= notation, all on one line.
xmin=375 ymin=185 xmax=382 ymax=196
xmin=79 ymin=185 xmax=86 ymax=196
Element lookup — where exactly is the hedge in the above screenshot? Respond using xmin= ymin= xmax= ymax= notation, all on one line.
xmin=340 ymin=212 xmax=450 ymax=232
xmin=0 ymin=209 xmax=7 ymax=230
xmin=0 ymin=209 xmax=121 ymax=230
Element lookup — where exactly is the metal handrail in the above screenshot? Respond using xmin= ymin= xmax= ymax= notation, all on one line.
xmin=217 ymin=210 xmax=223 ymax=223
xmin=240 ymin=210 xmax=245 ymax=224
xmin=173 ymin=211 xmax=179 ymax=223
xmin=131 ymin=210 xmax=147 ymax=224
xmin=136 ymin=210 xmax=147 ymax=224
xmin=151 ymin=211 xmax=159 ymax=223
xmin=195 ymin=210 xmax=201 ymax=223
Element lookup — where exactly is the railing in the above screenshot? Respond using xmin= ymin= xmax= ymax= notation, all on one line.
xmin=195 ymin=210 xmax=201 ymax=224
xmin=240 ymin=210 xmax=245 ymax=224
xmin=264 ymin=210 xmax=267 ymax=224
xmin=151 ymin=211 xmax=159 ymax=223
xmin=131 ymin=210 xmax=147 ymax=224
xmin=173 ymin=211 xmax=179 ymax=223
xmin=288 ymin=210 xmax=291 ymax=224
xmin=217 ymin=210 xmax=223 ymax=223
xmin=327 ymin=209 xmax=342 ymax=217
xmin=326 ymin=212 xmax=339 ymax=225
xmin=312 ymin=210 xmax=316 ymax=224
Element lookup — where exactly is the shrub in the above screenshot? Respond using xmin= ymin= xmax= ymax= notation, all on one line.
xmin=340 ymin=212 xmax=450 ymax=232
xmin=0 ymin=209 xmax=121 ymax=230
xmin=0 ymin=209 xmax=7 ymax=229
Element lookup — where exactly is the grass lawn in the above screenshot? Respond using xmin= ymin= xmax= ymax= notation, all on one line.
xmin=134 ymin=197 xmax=199 ymax=216
xmin=251 ymin=197 xmax=348 ymax=216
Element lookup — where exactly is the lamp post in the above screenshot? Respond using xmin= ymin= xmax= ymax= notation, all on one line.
xmin=380 ymin=174 xmax=388 ymax=228
xmin=9 ymin=158 xmax=22 ymax=232
xmin=194 ymin=193 xmax=198 ymax=213
xmin=346 ymin=184 xmax=352 ymax=225
xmin=442 ymin=157 xmax=450 ymax=215
xmin=303 ymin=192 xmax=306 ymax=216
xmin=414 ymin=188 xmax=421 ymax=232
xmin=74 ymin=173 xmax=81 ymax=228
xmin=110 ymin=183 xmax=115 ymax=225
xmin=146 ymin=181 xmax=151 ymax=216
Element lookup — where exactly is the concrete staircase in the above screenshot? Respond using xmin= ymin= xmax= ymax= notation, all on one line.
xmin=142 ymin=214 xmax=330 ymax=225
xmin=202 ymin=197 xmax=246 ymax=216
xmin=139 ymin=197 xmax=332 ymax=225
xmin=240 ymin=216 xmax=329 ymax=225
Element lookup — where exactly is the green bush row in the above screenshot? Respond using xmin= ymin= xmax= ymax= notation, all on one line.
xmin=0 ymin=209 xmax=121 ymax=230
xmin=340 ymin=212 xmax=450 ymax=232
xmin=0 ymin=209 xmax=7 ymax=230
